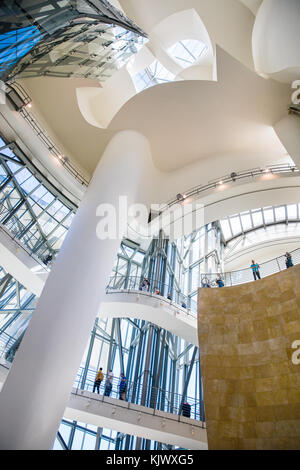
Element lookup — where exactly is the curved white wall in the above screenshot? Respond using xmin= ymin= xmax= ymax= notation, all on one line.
xmin=252 ymin=0 xmax=300 ymax=83
xmin=121 ymin=0 xmax=255 ymax=70
xmin=274 ymin=115 xmax=300 ymax=168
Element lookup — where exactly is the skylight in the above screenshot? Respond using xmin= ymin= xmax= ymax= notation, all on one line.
xmin=132 ymin=60 xmax=175 ymax=92
xmin=220 ymin=204 xmax=300 ymax=242
xmin=168 ymin=39 xmax=208 ymax=69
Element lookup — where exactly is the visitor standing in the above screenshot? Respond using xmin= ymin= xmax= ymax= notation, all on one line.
xmin=250 ymin=260 xmax=261 ymax=280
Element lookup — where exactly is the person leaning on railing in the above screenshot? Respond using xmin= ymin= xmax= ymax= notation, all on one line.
xmin=93 ymin=367 xmax=104 ymax=394
xmin=285 ymin=252 xmax=294 ymax=269
xmin=250 ymin=260 xmax=261 ymax=281
xmin=119 ymin=372 xmax=127 ymax=400
xmin=215 ymin=274 xmax=224 ymax=287
xmin=201 ymin=277 xmax=211 ymax=288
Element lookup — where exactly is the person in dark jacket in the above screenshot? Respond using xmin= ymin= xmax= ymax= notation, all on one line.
xmin=182 ymin=402 xmax=191 ymax=418
xmin=216 ymin=274 xmax=225 ymax=288
xmin=285 ymin=252 xmax=293 ymax=269
xmin=119 ymin=373 xmax=127 ymax=400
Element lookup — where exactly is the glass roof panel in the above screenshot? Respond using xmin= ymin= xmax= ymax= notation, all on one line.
xmin=230 ymin=216 xmax=242 ymax=236
xmin=132 ymin=60 xmax=175 ymax=92
xmin=263 ymin=207 xmax=274 ymax=224
xmin=288 ymin=204 xmax=297 ymax=219
xmin=251 ymin=210 xmax=263 ymax=227
xmin=274 ymin=206 xmax=286 ymax=222
xmin=240 ymin=212 xmax=252 ymax=231
xmin=168 ymin=39 xmax=208 ymax=69
xmin=220 ymin=219 xmax=231 ymax=240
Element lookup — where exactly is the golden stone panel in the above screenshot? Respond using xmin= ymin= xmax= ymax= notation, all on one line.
xmin=198 ymin=264 xmax=300 ymax=450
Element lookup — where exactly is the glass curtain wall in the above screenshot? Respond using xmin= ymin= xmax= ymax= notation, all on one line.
xmin=56 ymin=315 xmax=203 ymax=450
xmin=0 ymin=136 xmax=76 ymax=262
xmin=0 ymin=266 xmax=36 ymax=363
xmin=108 ymin=223 xmax=222 ymax=312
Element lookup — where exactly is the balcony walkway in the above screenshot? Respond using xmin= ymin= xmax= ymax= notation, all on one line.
xmin=0 ymin=360 xmax=207 ymax=449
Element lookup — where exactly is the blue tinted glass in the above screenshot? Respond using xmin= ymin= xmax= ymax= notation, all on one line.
xmin=0 ymin=26 xmax=43 ymax=76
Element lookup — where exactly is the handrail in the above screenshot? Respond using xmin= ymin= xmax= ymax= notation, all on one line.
xmin=5 ymin=81 xmax=90 ymax=188
xmin=0 ymin=339 xmax=204 ymax=422
xmin=0 ymin=223 xmax=50 ymax=273
xmin=74 ymin=366 xmax=205 ymax=423
xmin=106 ymin=276 xmax=197 ymax=314
xmin=106 ymin=288 xmax=197 ymax=319
xmin=107 ymin=246 xmax=300 ymax=313
xmin=159 ymin=163 xmax=299 ymax=213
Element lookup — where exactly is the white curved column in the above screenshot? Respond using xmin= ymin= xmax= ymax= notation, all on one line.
xmin=0 ymin=131 xmax=153 ymax=449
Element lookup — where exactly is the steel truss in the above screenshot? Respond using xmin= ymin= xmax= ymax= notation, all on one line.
xmin=0 ymin=135 xmax=76 ymax=262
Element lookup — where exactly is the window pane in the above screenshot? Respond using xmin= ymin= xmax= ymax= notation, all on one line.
xmin=230 ymin=216 xmax=242 ymax=236
xmin=251 ymin=210 xmax=263 ymax=226
xmin=220 ymin=219 xmax=231 ymax=240
xmin=287 ymin=204 xmax=297 ymax=219
xmin=263 ymin=207 xmax=274 ymax=224
xmin=274 ymin=206 xmax=286 ymax=222
xmin=241 ymin=212 xmax=252 ymax=231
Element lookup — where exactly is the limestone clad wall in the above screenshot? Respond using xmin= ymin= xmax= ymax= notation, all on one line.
xmin=198 ymin=264 xmax=300 ymax=450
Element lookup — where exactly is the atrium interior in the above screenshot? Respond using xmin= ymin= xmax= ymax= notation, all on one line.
xmin=0 ymin=0 xmax=299 ymax=451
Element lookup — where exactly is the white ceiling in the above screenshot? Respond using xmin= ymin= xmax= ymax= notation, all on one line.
xmin=21 ymin=46 xmax=290 ymax=177
xmin=18 ymin=0 xmax=292 ymax=181
xmin=238 ymin=0 xmax=263 ymax=15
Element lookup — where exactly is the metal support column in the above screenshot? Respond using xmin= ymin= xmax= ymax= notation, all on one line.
xmin=80 ymin=318 xmax=98 ymax=390
xmin=178 ymin=346 xmax=198 ymax=416
xmin=95 ymin=427 xmax=103 ymax=450
xmin=115 ymin=319 xmax=125 ymax=375
xmin=0 ymin=273 xmax=12 ymax=299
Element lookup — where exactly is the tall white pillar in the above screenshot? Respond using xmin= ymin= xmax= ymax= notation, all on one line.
xmin=0 ymin=131 xmax=154 ymax=449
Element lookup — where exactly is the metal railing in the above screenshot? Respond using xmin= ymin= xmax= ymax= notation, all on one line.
xmin=5 ymin=81 xmax=90 ymax=188
xmin=106 ymin=275 xmax=198 ymax=315
xmin=202 ymin=247 xmax=300 ymax=288
xmin=159 ymin=163 xmax=299 ymax=213
xmin=107 ymin=247 xmax=300 ymax=314
xmin=74 ymin=366 xmax=205 ymax=423
xmin=0 ymin=345 xmax=205 ymax=423
xmin=0 ymin=331 xmax=16 ymax=360
xmin=0 ymin=223 xmax=51 ymax=273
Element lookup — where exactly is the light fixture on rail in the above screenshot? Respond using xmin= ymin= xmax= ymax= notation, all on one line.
xmin=176 ymin=193 xmax=186 ymax=202
xmin=231 ymin=172 xmax=237 ymax=182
